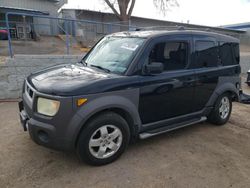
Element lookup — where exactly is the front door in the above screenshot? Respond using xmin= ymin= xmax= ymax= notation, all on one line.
xmin=138 ymin=36 xmax=196 ymax=124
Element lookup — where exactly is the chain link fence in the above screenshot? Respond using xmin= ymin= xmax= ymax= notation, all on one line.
xmin=1 ymin=12 xmax=137 ymax=57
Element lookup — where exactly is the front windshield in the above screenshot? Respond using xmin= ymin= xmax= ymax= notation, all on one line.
xmin=84 ymin=36 xmax=145 ymax=74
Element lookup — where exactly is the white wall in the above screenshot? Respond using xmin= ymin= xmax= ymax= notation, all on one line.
xmin=0 ymin=55 xmax=82 ymax=99
xmin=1 ymin=0 xmax=66 ymax=16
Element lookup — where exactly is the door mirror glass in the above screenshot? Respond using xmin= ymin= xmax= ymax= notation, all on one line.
xmin=143 ymin=62 xmax=164 ymax=75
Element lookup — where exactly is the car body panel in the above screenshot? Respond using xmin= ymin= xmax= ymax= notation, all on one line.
xmin=19 ymin=30 xmax=242 ymax=151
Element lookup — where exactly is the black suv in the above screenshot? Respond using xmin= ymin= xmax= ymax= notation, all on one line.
xmin=19 ymin=30 xmax=242 ymax=165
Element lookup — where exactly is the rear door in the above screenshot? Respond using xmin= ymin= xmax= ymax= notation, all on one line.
xmin=192 ymin=36 xmax=220 ymax=111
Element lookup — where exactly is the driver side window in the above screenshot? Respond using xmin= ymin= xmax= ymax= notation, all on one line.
xmin=148 ymin=41 xmax=188 ymax=71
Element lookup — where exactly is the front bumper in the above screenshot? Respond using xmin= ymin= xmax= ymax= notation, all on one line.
xmin=18 ymin=100 xmax=73 ymax=151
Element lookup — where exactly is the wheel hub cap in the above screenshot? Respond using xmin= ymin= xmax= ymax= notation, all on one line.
xmin=89 ymin=125 xmax=123 ymax=159
xmin=219 ymin=97 xmax=230 ymax=119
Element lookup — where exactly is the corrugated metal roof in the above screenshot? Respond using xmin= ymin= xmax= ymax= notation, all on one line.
xmin=221 ymin=22 xmax=250 ymax=31
xmin=61 ymin=8 xmax=245 ymax=34
xmin=0 ymin=6 xmax=49 ymax=15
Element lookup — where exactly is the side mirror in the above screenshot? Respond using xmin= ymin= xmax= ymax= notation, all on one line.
xmin=143 ymin=62 xmax=164 ymax=75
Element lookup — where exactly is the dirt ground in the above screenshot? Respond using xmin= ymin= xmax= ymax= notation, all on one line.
xmin=0 ymin=83 xmax=250 ymax=188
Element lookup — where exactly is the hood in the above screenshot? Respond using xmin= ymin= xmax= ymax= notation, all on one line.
xmin=28 ymin=64 xmax=120 ymax=96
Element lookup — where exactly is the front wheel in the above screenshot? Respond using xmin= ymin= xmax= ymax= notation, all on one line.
xmin=208 ymin=93 xmax=232 ymax=125
xmin=77 ymin=112 xmax=130 ymax=166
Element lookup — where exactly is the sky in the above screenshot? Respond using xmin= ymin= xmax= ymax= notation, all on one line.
xmin=63 ymin=0 xmax=250 ymax=26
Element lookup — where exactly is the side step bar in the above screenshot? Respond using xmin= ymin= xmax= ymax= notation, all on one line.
xmin=139 ymin=116 xmax=207 ymax=139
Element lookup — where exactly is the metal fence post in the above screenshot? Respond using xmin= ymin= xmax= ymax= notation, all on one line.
xmin=65 ymin=21 xmax=70 ymax=55
xmin=5 ymin=13 xmax=13 ymax=58
xmin=108 ymin=24 xmax=112 ymax=34
xmin=129 ymin=19 xmax=131 ymax=31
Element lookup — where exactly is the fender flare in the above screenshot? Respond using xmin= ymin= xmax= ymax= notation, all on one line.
xmin=206 ymin=82 xmax=239 ymax=107
xmin=67 ymin=95 xmax=141 ymax=147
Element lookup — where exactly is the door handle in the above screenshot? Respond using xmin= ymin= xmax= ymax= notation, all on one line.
xmin=199 ymin=75 xmax=208 ymax=79
xmin=183 ymin=78 xmax=196 ymax=86
xmin=155 ymin=84 xmax=173 ymax=94
xmin=184 ymin=78 xmax=195 ymax=83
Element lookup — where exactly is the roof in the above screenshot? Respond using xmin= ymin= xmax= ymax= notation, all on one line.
xmin=221 ymin=22 xmax=250 ymax=30
xmin=109 ymin=30 xmax=239 ymax=43
xmin=61 ymin=8 xmax=245 ymax=34
xmin=0 ymin=6 xmax=49 ymax=15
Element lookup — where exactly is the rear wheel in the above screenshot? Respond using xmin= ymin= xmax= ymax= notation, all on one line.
xmin=77 ymin=112 xmax=130 ymax=166
xmin=208 ymin=93 xmax=232 ymax=125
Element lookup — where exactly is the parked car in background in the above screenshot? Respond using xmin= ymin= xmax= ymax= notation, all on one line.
xmin=0 ymin=29 xmax=8 ymax=40
xmin=19 ymin=29 xmax=245 ymax=166
xmin=247 ymin=70 xmax=250 ymax=86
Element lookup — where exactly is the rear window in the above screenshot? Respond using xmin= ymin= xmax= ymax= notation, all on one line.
xmin=232 ymin=43 xmax=240 ymax=64
xmin=218 ymin=42 xmax=239 ymax=65
xmin=219 ymin=42 xmax=233 ymax=65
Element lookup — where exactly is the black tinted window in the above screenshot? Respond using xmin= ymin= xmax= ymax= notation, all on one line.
xmin=232 ymin=43 xmax=240 ymax=64
xmin=218 ymin=42 xmax=239 ymax=66
xmin=219 ymin=42 xmax=233 ymax=65
xmin=195 ymin=40 xmax=218 ymax=67
xmin=149 ymin=42 xmax=188 ymax=71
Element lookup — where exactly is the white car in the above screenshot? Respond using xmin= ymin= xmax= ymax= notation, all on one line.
xmin=247 ymin=70 xmax=250 ymax=86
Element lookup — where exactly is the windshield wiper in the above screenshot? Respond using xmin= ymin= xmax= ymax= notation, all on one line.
xmin=90 ymin=65 xmax=111 ymax=73
xmin=79 ymin=59 xmax=87 ymax=66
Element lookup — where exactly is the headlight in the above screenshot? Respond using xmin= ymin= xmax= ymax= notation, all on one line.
xmin=37 ymin=97 xmax=60 ymax=116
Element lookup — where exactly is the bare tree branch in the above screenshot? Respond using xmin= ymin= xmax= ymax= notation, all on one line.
xmin=128 ymin=0 xmax=136 ymax=17
xmin=103 ymin=0 xmax=178 ymax=21
xmin=153 ymin=0 xmax=179 ymax=16
xmin=104 ymin=0 xmax=121 ymax=19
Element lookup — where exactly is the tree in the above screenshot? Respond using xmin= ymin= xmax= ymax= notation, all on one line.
xmin=104 ymin=0 xmax=135 ymax=22
xmin=104 ymin=0 xmax=178 ymax=22
xmin=153 ymin=0 xmax=179 ymax=16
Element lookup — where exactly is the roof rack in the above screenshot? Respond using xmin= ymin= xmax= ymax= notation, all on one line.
xmin=135 ymin=25 xmax=212 ymax=32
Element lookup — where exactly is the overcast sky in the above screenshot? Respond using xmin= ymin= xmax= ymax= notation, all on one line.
xmin=63 ymin=0 xmax=250 ymax=26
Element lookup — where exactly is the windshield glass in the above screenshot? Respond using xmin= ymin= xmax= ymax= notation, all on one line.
xmin=84 ymin=36 xmax=145 ymax=74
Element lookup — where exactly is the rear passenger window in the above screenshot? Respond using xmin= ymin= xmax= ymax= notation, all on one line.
xmin=218 ymin=42 xmax=239 ymax=65
xmin=232 ymin=43 xmax=240 ymax=64
xmin=195 ymin=40 xmax=218 ymax=67
xmin=219 ymin=42 xmax=233 ymax=65
xmin=148 ymin=41 xmax=188 ymax=71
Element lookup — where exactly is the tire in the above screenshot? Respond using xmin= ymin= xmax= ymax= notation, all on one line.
xmin=208 ymin=93 xmax=232 ymax=126
xmin=77 ymin=112 xmax=130 ymax=166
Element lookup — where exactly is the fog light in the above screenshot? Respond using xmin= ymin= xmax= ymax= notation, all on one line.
xmin=38 ymin=130 xmax=49 ymax=143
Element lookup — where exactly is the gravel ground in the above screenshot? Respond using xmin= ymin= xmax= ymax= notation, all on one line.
xmin=0 ymin=83 xmax=250 ymax=188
